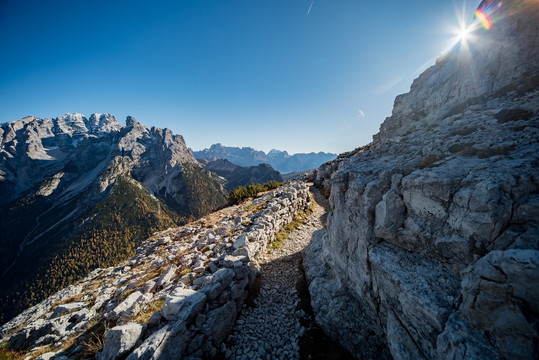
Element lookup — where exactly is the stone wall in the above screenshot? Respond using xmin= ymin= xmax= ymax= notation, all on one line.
xmin=0 ymin=182 xmax=310 ymax=360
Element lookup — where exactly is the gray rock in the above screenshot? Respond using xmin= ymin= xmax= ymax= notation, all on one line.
xmin=459 ymin=249 xmax=539 ymax=359
xmin=49 ymin=302 xmax=86 ymax=319
xmin=369 ymin=243 xmax=460 ymax=357
xmin=97 ymin=323 xmax=144 ymax=360
xmin=374 ymin=189 xmax=405 ymax=239
xmin=155 ymin=264 xmax=177 ymax=289
xmin=233 ymin=235 xmax=248 ymax=249
xmin=161 ymin=288 xmax=207 ymax=322
xmin=386 ymin=310 xmax=426 ymax=360
xmin=35 ymin=352 xmax=58 ymax=360
xmin=126 ymin=320 xmax=191 ymax=360
xmin=147 ymin=311 xmax=162 ymax=328
xmin=201 ymin=301 xmax=237 ymax=346
xmin=306 ymin=1 xmax=539 ymax=358
xmin=436 ymin=313 xmax=501 ymax=360
xmin=106 ymin=291 xmax=145 ymax=321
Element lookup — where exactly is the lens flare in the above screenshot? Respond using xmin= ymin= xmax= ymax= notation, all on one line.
xmin=458 ymin=26 xmax=471 ymax=41
xmin=475 ymin=9 xmax=492 ymax=29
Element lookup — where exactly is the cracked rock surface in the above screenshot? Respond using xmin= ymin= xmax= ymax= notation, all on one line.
xmin=307 ymin=1 xmax=539 ymax=359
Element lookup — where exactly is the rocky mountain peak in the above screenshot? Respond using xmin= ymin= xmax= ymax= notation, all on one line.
xmin=194 ymin=145 xmax=336 ymax=173
xmin=375 ymin=0 xmax=538 ymax=144
xmin=125 ymin=115 xmax=138 ymax=127
xmin=88 ymin=113 xmax=122 ymax=133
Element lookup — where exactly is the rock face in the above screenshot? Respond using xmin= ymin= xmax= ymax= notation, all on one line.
xmin=306 ymin=1 xmax=539 ymax=359
xmin=193 ymin=143 xmax=337 ymax=173
xmin=199 ymin=158 xmax=284 ymax=191
xmin=0 ymin=182 xmax=311 ymax=359
xmin=0 ymin=113 xmax=227 ymax=324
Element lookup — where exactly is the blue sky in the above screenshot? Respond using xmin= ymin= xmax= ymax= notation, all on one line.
xmin=0 ymin=0 xmax=480 ymax=154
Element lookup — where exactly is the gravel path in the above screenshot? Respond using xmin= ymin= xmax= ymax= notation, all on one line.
xmin=222 ymin=185 xmax=329 ymax=360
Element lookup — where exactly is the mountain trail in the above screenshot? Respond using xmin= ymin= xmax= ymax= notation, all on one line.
xmin=222 ymin=185 xmax=333 ymax=360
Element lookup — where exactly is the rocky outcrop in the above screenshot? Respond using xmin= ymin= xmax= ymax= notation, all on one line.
xmin=193 ymin=143 xmax=337 ymax=174
xmin=306 ymin=1 xmax=539 ymax=359
xmin=0 ymin=182 xmax=310 ymax=359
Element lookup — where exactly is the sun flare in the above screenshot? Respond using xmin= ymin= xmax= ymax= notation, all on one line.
xmin=457 ymin=25 xmax=471 ymax=42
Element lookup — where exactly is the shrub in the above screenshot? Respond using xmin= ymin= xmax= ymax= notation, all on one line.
xmin=228 ymin=180 xmax=285 ymax=204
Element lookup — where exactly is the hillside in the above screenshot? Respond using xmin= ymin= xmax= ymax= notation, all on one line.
xmin=0 ymin=114 xmax=227 ymax=324
xmin=199 ymin=158 xmax=284 ymax=191
xmin=193 ymin=143 xmax=336 ymax=173
xmin=0 ymin=182 xmax=312 ymax=359
xmin=306 ymin=0 xmax=539 ymax=359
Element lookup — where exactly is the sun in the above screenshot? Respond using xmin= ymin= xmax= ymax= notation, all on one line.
xmin=457 ymin=25 xmax=471 ymax=42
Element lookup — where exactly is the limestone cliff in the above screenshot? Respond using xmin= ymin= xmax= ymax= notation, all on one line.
xmin=306 ymin=1 xmax=539 ymax=359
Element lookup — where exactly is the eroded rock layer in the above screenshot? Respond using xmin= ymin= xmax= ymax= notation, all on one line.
xmin=306 ymin=1 xmax=539 ymax=359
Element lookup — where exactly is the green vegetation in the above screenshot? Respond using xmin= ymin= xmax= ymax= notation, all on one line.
xmin=0 ymin=176 xmax=181 ymax=324
xmin=0 ymin=350 xmax=25 ymax=360
xmin=170 ymin=163 xmax=228 ymax=218
xmin=0 ymin=342 xmax=24 ymax=360
xmin=268 ymin=197 xmax=314 ymax=252
xmin=228 ymin=180 xmax=285 ymax=204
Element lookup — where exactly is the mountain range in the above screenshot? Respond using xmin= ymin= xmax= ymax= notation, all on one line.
xmin=198 ymin=158 xmax=283 ymax=191
xmin=0 ymin=114 xmax=228 ymax=323
xmin=193 ymin=143 xmax=336 ymax=174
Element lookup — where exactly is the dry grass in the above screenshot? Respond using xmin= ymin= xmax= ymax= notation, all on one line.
xmin=178 ymin=268 xmax=192 ymax=278
xmin=84 ymin=278 xmax=104 ymax=293
xmin=0 ymin=350 xmax=25 ymax=360
xmin=79 ymin=321 xmax=109 ymax=359
xmin=133 ymin=299 xmax=166 ymax=324
xmin=51 ymin=292 xmax=84 ymax=309
xmin=136 ymin=270 xmax=159 ymax=287
xmin=268 ymin=199 xmax=315 ymax=253
xmin=117 ymin=288 xmax=135 ymax=302
xmin=0 ymin=343 xmax=25 ymax=360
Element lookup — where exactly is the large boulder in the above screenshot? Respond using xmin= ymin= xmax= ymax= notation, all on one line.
xmin=161 ymin=288 xmax=207 ymax=322
xmin=97 ymin=323 xmax=144 ymax=360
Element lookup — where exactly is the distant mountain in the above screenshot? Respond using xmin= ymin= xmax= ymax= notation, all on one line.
xmin=0 ymin=113 xmax=227 ymax=324
xmin=198 ymin=158 xmax=283 ymax=191
xmin=193 ymin=143 xmax=337 ymax=173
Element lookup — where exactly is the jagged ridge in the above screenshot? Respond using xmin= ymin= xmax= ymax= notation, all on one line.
xmin=193 ymin=143 xmax=337 ymax=174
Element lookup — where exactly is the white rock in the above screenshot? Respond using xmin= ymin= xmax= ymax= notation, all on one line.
xmin=96 ymin=323 xmax=144 ymax=360
xmin=161 ymin=287 xmax=207 ymax=322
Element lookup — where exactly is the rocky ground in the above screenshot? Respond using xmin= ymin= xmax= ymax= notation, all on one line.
xmin=222 ymin=186 xmax=351 ymax=360
xmin=0 ymin=182 xmax=314 ymax=360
